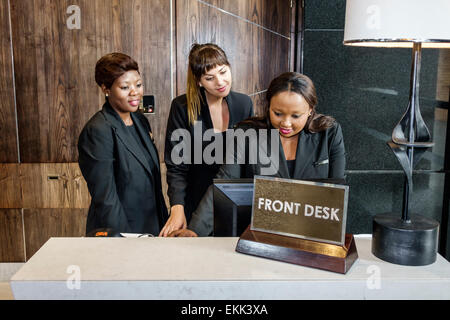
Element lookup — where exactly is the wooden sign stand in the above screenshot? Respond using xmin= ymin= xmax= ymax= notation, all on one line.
xmin=236 ymin=226 xmax=358 ymax=274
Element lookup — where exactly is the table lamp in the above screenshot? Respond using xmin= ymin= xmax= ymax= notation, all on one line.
xmin=343 ymin=0 xmax=450 ymax=265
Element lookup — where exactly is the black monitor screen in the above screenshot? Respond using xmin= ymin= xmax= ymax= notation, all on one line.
xmin=212 ymin=177 xmax=347 ymax=237
xmin=213 ymin=179 xmax=253 ymax=237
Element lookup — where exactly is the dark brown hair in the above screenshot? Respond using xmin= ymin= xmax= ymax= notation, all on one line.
xmin=186 ymin=43 xmax=230 ymax=125
xmin=241 ymin=72 xmax=335 ymax=133
xmin=95 ymin=52 xmax=139 ymax=89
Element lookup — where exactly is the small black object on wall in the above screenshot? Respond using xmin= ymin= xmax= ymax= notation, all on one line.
xmin=139 ymin=95 xmax=155 ymax=114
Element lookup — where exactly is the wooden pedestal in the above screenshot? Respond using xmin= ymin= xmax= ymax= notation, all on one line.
xmin=235 ymin=226 xmax=358 ymax=274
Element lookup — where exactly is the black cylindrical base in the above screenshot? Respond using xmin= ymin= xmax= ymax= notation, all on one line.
xmin=372 ymin=214 xmax=439 ymax=266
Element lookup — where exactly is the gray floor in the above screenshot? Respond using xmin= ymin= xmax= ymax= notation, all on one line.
xmin=0 ymin=263 xmax=24 ymax=300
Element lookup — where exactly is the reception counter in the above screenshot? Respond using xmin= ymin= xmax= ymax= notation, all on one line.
xmin=10 ymin=235 xmax=450 ymax=300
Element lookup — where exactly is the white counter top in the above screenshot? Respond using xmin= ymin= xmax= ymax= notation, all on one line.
xmin=10 ymin=235 xmax=450 ymax=299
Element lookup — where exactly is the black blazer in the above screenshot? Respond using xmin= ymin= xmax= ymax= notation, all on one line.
xmin=78 ymin=101 xmax=168 ymax=235
xmin=188 ymin=122 xmax=346 ymax=236
xmin=164 ymin=89 xmax=254 ymax=221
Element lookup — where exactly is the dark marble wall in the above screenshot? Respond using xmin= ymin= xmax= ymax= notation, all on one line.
xmin=302 ymin=0 xmax=449 ymax=258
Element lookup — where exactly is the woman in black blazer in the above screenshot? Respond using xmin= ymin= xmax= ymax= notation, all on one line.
xmin=161 ymin=43 xmax=253 ymax=236
xmin=78 ymin=53 xmax=168 ymax=235
xmin=170 ymin=72 xmax=346 ymax=237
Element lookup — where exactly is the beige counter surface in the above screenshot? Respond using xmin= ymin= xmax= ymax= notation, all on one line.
xmin=10 ymin=236 xmax=450 ymax=299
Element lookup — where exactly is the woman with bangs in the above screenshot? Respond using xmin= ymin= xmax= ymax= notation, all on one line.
xmin=160 ymin=43 xmax=254 ymax=236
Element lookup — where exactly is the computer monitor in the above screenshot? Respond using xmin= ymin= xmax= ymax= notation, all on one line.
xmin=213 ymin=179 xmax=253 ymax=237
xmin=212 ymin=177 xmax=347 ymax=237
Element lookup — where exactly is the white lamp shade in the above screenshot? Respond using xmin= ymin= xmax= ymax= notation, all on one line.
xmin=344 ymin=0 xmax=450 ymax=48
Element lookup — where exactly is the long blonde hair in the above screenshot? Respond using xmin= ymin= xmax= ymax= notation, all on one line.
xmin=186 ymin=43 xmax=230 ymax=125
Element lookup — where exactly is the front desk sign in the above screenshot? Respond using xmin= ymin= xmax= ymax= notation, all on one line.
xmin=236 ymin=176 xmax=358 ymax=274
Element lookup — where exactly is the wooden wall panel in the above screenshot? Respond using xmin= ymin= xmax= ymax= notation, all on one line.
xmin=0 ymin=164 xmax=22 ymax=208
xmin=176 ymin=0 xmax=291 ymax=112
xmin=0 ymin=0 xmax=19 ymax=163
xmin=0 ymin=163 xmax=90 ymax=209
xmin=20 ymin=163 xmax=90 ymax=209
xmin=202 ymin=0 xmax=291 ymax=37
xmin=10 ymin=0 xmax=172 ymax=162
xmin=249 ymin=92 xmax=267 ymax=117
xmin=23 ymin=208 xmax=88 ymax=260
xmin=0 ymin=209 xmax=25 ymax=262
xmin=252 ymin=21 xmax=291 ymax=94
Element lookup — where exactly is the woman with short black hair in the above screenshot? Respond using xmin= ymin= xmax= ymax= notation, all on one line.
xmin=78 ymin=52 xmax=168 ymax=235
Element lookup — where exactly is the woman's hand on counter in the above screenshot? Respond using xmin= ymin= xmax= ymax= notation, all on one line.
xmin=167 ymin=229 xmax=198 ymax=237
xmin=159 ymin=204 xmax=187 ymax=237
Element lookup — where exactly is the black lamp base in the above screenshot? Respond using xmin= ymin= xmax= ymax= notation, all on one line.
xmin=372 ymin=214 xmax=439 ymax=266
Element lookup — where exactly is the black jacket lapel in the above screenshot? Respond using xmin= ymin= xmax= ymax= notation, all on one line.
xmin=293 ymin=131 xmax=317 ymax=178
xmin=224 ymin=91 xmax=234 ymax=127
xmin=200 ymin=88 xmax=214 ymax=129
xmin=277 ymin=135 xmax=290 ymax=179
xmin=101 ymin=103 xmax=154 ymax=178
xmin=131 ymin=112 xmax=160 ymax=171
xmin=200 ymin=88 xmax=235 ymax=130
xmin=256 ymin=129 xmax=289 ymax=178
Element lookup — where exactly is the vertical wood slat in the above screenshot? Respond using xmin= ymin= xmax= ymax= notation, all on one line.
xmin=289 ymin=0 xmax=299 ymax=72
xmin=23 ymin=208 xmax=88 ymax=260
xmin=20 ymin=163 xmax=90 ymax=209
xmin=0 ymin=209 xmax=25 ymax=262
xmin=249 ymin=92 xmax=267 ymax=117
xmin=0 ymin=164 xmax=22 ymax=208
xmin=10 ymin=0 xmax=172 ymax=162
xmin=139 ymin=0 xmax=172 ymax=162
xmin=0 ymin=0 xmax=19 ymax=163
xmin=176 ymin=0 xmax=291 ymax=112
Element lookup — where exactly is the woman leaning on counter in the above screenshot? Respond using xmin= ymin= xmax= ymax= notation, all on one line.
xmin=78 ymin=53 xmax=168 ymax=235
xmin=170 ymin=72 xmax=346 ymax=237
xmin=160 ymin=43 xmax=254 ymax=236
